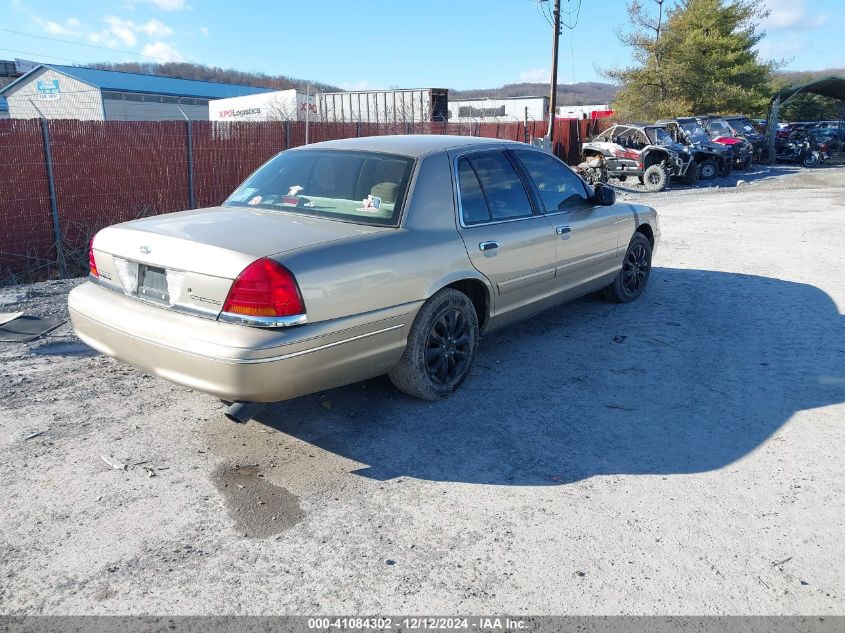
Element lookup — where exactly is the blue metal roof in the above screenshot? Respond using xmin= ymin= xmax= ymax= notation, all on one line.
xmin=1 ymin=64 xmax=274 ymax=99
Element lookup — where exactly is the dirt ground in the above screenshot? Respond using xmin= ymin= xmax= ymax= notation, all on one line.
xmin=0 ymin=163 xmax=843 ymax=615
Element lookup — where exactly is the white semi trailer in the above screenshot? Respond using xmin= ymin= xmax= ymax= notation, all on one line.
xmin=208 ymin=89 xmax=317 ymax=122
xmin=318 ymin=88 xmax=449 ymax=124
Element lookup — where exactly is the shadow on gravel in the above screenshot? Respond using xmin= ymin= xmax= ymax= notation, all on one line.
xmin=610 ymin=164 xmax=802 ymax=194
xmin=30 ymin=341 xmax=99 ymax=357
xmin=254 ymin=268 xmax=845 ymax=485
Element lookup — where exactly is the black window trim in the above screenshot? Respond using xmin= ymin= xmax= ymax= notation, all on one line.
xmin=510 ymin=147 xmax=595 ymax=216
xmin=453 ymin=148 xmax=541 ymax=228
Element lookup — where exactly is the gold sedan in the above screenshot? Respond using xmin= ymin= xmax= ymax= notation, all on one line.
xmin=69 ymin=135 xmax=659 ymax=422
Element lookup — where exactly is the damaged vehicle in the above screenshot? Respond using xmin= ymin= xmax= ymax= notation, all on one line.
xmin=697 ymin=115 xmax=754 ymax=169
xmin=68 ymin=135 xmax=660 ymax=423
xmin=721 ymin=114 xmax=767 ymax=156
xmin=580 ymin=123 xmax=698 ymax=192
xmin=656 ymin=118 xmax=733 ymax=179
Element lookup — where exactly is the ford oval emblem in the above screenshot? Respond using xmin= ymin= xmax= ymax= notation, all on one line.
xmin=139 ymin=245 xmax=151 ymax=254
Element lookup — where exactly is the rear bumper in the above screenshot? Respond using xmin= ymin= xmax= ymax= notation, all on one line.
xmin=69 ymin=282 xmax=415 ymax=402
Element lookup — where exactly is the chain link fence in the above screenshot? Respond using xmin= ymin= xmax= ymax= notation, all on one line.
xmin=0 ymin=117 xmax=606 ymax=284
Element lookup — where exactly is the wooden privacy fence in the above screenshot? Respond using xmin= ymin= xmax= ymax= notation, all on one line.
xmin=0 ymin=117 xmax=606 ymax=279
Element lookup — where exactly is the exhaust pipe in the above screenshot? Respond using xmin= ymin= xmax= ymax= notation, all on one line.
xmin=224 ymin=401 xmax=265 ymax=424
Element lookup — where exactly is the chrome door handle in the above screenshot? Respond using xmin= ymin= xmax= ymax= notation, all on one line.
xmin=555 ymin=226 xmax=572 ymax=235
xmin=479 ymin=241 xmax=499 ymax=252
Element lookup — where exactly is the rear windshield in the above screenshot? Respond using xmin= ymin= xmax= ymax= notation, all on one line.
xmin=224 ymin=150 xmax=415 ymax=226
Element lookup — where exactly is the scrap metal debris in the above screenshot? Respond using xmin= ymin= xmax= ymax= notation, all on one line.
xmin=101 ymin=455 xmax=127 ymax=471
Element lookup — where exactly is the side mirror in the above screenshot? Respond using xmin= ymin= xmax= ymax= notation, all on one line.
xmin=593 ymin=183 xmax=615 ymax=206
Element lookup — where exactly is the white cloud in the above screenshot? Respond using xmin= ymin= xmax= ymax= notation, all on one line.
xmin=147 ymin=0 xmax=186 ymax=10
xmin=761 ymin=0 xmax=827 ymax=30
xmin=199 ymin=26 xmax=209 ymax=37
xmin=755 ymin=34 xmax=810 ymax=60
xmin=103 ymin=15 xmax=138 ymax=46
xmin=142 ymin=41 xmax=184 ymax=62
xmin=137 ymin=18 xmax=173 ymax=37
xmin=519 ymin=68 xmax=549 ymax=83
xmin=99 ymin=15 xmax=175 ymax=47
xmin=32 ymin=16 xmax=82 ymax=36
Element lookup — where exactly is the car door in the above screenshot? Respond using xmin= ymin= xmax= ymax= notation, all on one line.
xmin=511 ymin=149 xmax=622 ymax=295
xmin=452 ymin=150 xmax=558 ymax=326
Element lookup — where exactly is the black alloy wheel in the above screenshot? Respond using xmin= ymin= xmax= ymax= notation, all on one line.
xmin=603 ymin=232 xmax=653 ymax=303
xmin=389 ymin=288 xmax=480 ymax=401
xmin=425 ymin=309 xmax=472 ymax=386
xmin=622 ymin=242 xmax=650 ymax=294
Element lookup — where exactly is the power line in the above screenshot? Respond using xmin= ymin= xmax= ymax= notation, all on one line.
xmin=0 ymin=46 xmax=94 ymax=66
xmin=0 ymin=27 xmax=179 ymax=64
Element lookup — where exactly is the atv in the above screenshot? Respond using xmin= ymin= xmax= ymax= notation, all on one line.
xmin=695 ymin=115 xmax=754 ymax=169
xmin=721 ymin=114 xmax=767 ymax=158
xmin=656 ymin=118 xmax=733 ymax=179
xmin=579 ymin=123 xmax=698 ymax=192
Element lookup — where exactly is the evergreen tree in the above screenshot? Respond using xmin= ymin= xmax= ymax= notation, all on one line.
xmin=605 ymin=0 xmax=778 ymax=120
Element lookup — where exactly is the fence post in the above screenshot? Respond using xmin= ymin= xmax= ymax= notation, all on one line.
xmin=284 ymin=120 xmax=290 ymax=150
xmin=39 ymin=118 xmax=65 ymax=277
xmin=185 ymin=119 xmax=196 ymax=209
xmin=356 ymin=122 xmax=361 ymax=138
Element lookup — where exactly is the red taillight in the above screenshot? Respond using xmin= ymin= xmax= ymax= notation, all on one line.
xmin=89 ymin=238 xmax=99 ymax=277
xmin=222 ymin=258 xmax=305 ymax=318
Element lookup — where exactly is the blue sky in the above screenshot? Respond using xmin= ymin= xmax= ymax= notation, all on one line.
xmin=2 ymin=0 xmax=842 ymax=89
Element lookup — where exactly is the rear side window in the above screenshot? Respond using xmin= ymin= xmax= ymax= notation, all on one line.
xmin=514 ymin=150 xmax=590 ymax=212
xmin=457 ymin=152 xmax=533 ymax=225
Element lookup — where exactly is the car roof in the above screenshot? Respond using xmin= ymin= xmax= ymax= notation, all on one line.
xmin=293 ymin=134 xmax=523 ymax=158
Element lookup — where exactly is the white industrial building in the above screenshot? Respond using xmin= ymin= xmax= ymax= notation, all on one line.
xmin=208 ymin=89 xmax=317 ymax=122
xmin=0 ymin=64 xmax=272 ymax=121
xmin=556 ymin=103 xmax=612 ymax=118
xmin=447 ymin=96 xmax=549 ymax=122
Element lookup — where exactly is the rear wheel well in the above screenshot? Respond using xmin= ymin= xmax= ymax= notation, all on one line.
xmin=643 ymin=151 xmax=667 ymax=168
xmin=446 ymin=279 xmax=489 ymax=329
xmin=635 ymin=223 xmax=655 ymax=249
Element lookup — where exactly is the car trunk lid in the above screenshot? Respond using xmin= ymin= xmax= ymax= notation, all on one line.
xmin=92 ymin=205 xmax=389 ymax=318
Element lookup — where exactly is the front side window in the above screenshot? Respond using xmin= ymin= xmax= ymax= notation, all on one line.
xmin=514 ymin=150 xmax=590 ymax=212
xmin=615 ymin=127 xmax=647 ymax=149
xmin=680 ymin=122 xmax=710 ymax=143
xmin=225 ymin=150 xmax=414 ymax=226
xmin=457 ymin=152 xmax=533 ymax=225
xmin=645 ymin=127 xmax=674 ymax=146
xmin=597 ymin=126 xmax=617 ymax=142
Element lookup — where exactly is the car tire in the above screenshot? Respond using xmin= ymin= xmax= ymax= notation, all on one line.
xmin=679 ymin=161 xmax=700 ymax=185
xmin=603 ymin=232 xmax=653 ymax=303
xmin=389 ymin=288 xmax=480 ymax=401
xmin=698 ymin=159 xmax=719 ymax=180
xmin=739 ymin=155 xmax=752 ymax=170
xmin=642 ymin=164 xmax=668 ymax=192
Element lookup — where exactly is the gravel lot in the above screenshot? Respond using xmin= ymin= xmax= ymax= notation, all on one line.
xmin=1 ymin=163 xmax=843 ymax=615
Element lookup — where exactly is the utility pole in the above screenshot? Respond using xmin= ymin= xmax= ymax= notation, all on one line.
xmin=545 ymin=0 xmax=561 ymax=145
xmin=305 ymin=83 xmax=311 ymax=145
